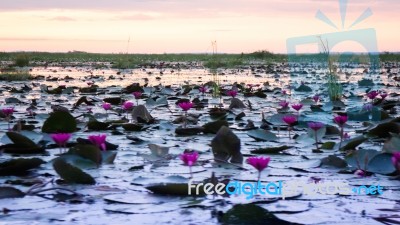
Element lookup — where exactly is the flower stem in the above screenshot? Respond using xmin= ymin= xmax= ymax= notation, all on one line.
xmin=339 ymin=127 xmax=343 ymax=150
xmin=314 ymin=131 xmax=319 ymax=151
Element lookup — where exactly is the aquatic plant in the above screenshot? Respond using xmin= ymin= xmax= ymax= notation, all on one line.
xmin=282 ymin=115 xmax=297 ymax=139
xmin=180 ymin=151 xmax=199 ymax=177
xmin=88 ymin=134 xmax=107 ymax=151
xmin=247 ymin=156 xmax=270 ymax=182
xmin=308 ymin=122 xmax=325 ymax=151
xmin=178 ymin=101 xmax=194 ymax=128
xmin=50 ymin=133 xmax=72 ymax=154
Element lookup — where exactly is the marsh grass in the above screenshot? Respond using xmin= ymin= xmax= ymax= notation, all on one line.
xmin=0 ymin=71 xmax=33 ymax=81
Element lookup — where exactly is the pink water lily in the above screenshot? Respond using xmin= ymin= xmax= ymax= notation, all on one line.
xmin=178 ymin=102 xmax=194 ymax=111
xmin=282 ymin=115 xmax=297 ymax=126
xmin=50 ymin=133 xmax=72 ymax=153
xmin=366 ymin=90 xmax=379 ymax=100
xmin=354 ymin=169 xmax=367 ymax=178
xmin=199 ymin=86 xmax=207 ymax=94
xmin=122 ymin=101 xmax=134 ymax=111
xmin=282 ymin=115 xmax=297 ymax=139
xmin=132 ymin=91 xmax=142 ymax=99
xmin=334 ymin=115 xmax=348 ymax=150
xmin=1 ymin=107 xmax=14 ymax=117
xmin=279 ymin=100 xmax=289 ymax=108
xmin=180 ymin=151 xmax=199 ymax=177
xmin=1 ymin=107 xmax=14 ymax=130
xmin=291 ymin=103 xmax=303 ymax=111
xmin=180 ymin=151 xmax=199 ymax=167
xmin=362 ymin=103 xmax=373 ymax=112
xmin=334 ymin=115 xmax=347 ymax=127
xmin=308 ymin=122 xmax=324 ymax=151
xmin=313 ymin=95 xmax=320 ymax=103
xmin=308 ymin=122 xmax=324 ymax=131
xmin=247 ymin=156 xmax=270 ymax=181
xmin=227 ymin=90 xmax=238 ymax=98
xmin=51 ymin=133 xmax=71 ymax=147
xmin=88 ymin=134 xmax=107 ymax=151
xmin=392 ymin=152 xmax=400 ymax=171
xmin=102 ymin=103 xmax=111 ymax=111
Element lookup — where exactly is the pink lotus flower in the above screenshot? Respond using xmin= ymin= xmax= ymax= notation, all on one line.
xmin=354 ymin=169 xmax=366 ymax=177
xmin=122 ymin=101 xmax=134 ymax=111
xmin=50 ymin=133 xmax=72 ymax=147
xmin=313 ymin=95 xmax=320 ymax=103
xmin=247 ymin=156 xmax=270 ymax=181
xmin=282 ymin=90 xmax=287 ymax=95
xmin=380 ymin=92 xmax=388 ymax=99
xmin=334 ymin=115 xmax=348 ymax=127
xmin=178 ymin=102 xmax=194 ymax=111
xmin=308 ymin=122 xmax=324 ymax=131
xmin=102 ymin=103 xmax=111 ymax=111
xmin=180 ymin=151 xmax=199 ymax=167
xmin=199 ymin=86 xmax=207 ymax=94
xmin=308 ymin=122 xmax=324 ymax=151
xmin=291 ymin=103 xmax=303 ymax=111
xmin=247 ymin=156 xmax=270 ymax=172
xmin=343 ymin=132 xmax=350 ymax=139
xmin=279 ymin=100 xmax=289 ymax=108
xmin=87 ymin=81 xmax=94 ymax=86
xmin=227 ymin=90 xmax=238 ymax=98
xmin=282 ymin=115 xmax=297 ymax=126
xmin=88 ymin=134 xmax=107 ymax=151
xmin=132 ymin=92 xmax=142 ymax=99
xmin=392 ymin=152 xmax=400 ymax=171
xmin=366 ymin=90 xmax=379 ymax=100
xmin=1 ymin=107 xmax=14 ymax=117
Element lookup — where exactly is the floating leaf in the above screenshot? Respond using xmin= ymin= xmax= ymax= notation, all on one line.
xmin=203 ymin=120 xmax=229 ymax=134
xmin=367 ymin=153 xmax=396 ymax=175
xmin=211 ymin=126 xmax=243 ymax=164
xmin=69 ymin=144 xmax=102 ymax=166
xmin=0 ymin=187 xmax=25 ymax=199
xmin=175 ymin=127 xmax=204 ymax=135
xmin=340 ymin=135 xmax=367 ymax=151
xmin=0 ymin=158 xmax=45 ymax=176
xmin=247 ymin=129 xmax=278 ymax=142
xmin=321 ymin=155 xmax=347 ymax=168
xmin=42 ymin=111 xmax=77 ymax=133
xmin=146 ymin=183 xmax=204 ymax=196
xmin=6 ymin=132 xmax=37 ymax=148
xmin=220 ymin=204 xmax=299 ymax=225
xmin=250 ymin=145 xmax=291 ymax=154
xmin=345 ymin=149 xmax=379 ymax=170
xmin=367 ymin=122 xmax=400 ymax=138
xmin=53 ymin=159 xmax=96 ymax=184
xmin=146 ymin=96 xmax=168 ymax=107
xmin=321 ymin=142 xmax=336 ymax=150
xmin=102 ymin=151 xmax=117 ymax=164
xmin=382 ymin=133 xmax=400 ymax=153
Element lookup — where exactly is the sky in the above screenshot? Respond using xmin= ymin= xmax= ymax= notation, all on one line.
xmin=0 ymin=0 xmax=398 ymax=54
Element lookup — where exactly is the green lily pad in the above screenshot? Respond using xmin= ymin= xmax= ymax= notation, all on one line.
xmin=69 ymin=144 xmax=102 ymax=166
xmin=53 ymin=158 xmax=96 ymax=185
xmin=367 ymin=122 xmax=400 ymax=138
xmin=321 ymin=155 xmax=347 ymax=168
xmin=6 ymin=132 xmax=37 ymax=148
xmin=382 ymin=133 xmax=400 ymax=153
xmin=321 ymin=142 xmax=336 ymax=150
xmin=42 ymin=111 xmax=77 ymax=133
xmin=247 ymin=129 xmax=278 ymax=142
xmin=220 ymin=204 xmax=300 ymax=225
xmin=345 ymin=149 xmax=379 ymax=170
xmin=145 ymin=183 xmax=205 ymax=196
xmin=0 ymin=187 xmax=25 ymax=199
xmin=340 ymin=135 xmax=368 ymax=151
xmin=368 ymin=153 xmax=396 ymax=175
xmin=203 ymin=120 xmax=229 ymax=134
xmin=250 ymin=145 xmax=291 ymax=154
xmin=0 ymin=158 xmax=45 ymax=176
